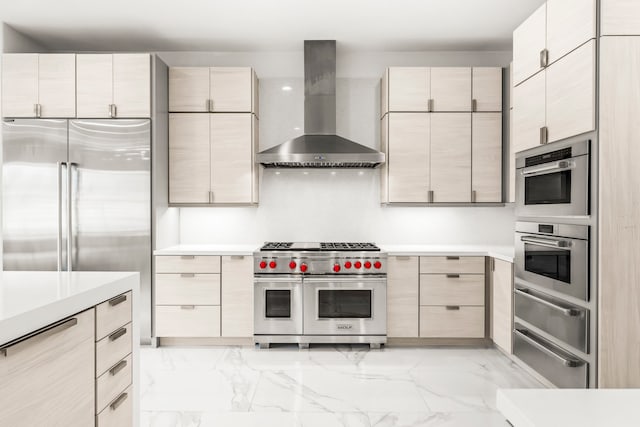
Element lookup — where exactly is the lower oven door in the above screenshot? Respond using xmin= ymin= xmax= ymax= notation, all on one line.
xmin=254 ymin=276 xmax=303 ymax=335
xmin=515 ymin=232 xmax=589 ymax=301
xmin=303 ymin=277 xmax=387 ymax=336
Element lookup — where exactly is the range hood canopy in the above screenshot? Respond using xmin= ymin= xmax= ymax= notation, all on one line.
xmin=257 ymin=40 xmax=385 ymax=168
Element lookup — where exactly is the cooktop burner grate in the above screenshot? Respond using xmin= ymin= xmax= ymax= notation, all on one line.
xmin=259 ymin=242 xmax=380 ymax=252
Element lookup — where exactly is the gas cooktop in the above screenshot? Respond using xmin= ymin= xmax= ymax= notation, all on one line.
xmin=259 ymin=242 xmax=380 ymax=252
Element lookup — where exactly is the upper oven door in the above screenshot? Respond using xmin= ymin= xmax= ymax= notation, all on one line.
xmin=515 ymin=232 xmax=589 ymax=301
xmin=516 ymin=154 xmax=589 ymax=217
xmin=254 ymin=276 xmax=303 ymax=335
xmin=303 ymin=277 xmax=387 ymax=336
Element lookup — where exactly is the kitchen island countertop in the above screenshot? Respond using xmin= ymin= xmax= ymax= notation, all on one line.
xmin=0 ymin=271 xmax=139 ymax=345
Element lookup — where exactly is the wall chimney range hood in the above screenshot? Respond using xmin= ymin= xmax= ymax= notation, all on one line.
xmin=257 ymin=40 xmax=385 ymax=168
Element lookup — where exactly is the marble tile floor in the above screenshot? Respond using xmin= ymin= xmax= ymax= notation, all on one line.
xmin=140 ymin=345 xmax=544 ymax=427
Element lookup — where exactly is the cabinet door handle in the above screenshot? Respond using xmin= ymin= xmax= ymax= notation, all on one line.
xmin=180 ymin=305 xmax=196 ymax=310
xmin=109 ymin=359 xmax=128 ymax=376
xmin=396 ymin=256 xmax=411 ymax=261
xmin=109 ymin=327 xmax=127 ymax=342
xmin=207 ymin=99 xmax=214 ymax=112
xmin=428 ymin=98 xmax=434 ymax=112
xmin=471 ymin=99 xmax=477 ymax=112
xmin=34 ymin=103 xmax=42 ymax=118
xmin=428 ymin=190 xmax=434 ymax=203
xmin=180 ymin=255 xmax=195 ymax=260
xmin=445 ymin=305 xmax=461 ymax=311
xmin=231 ymin=255 xmax=245 ymax=260
xmin=446 ymin=256 xmax=460 ymax=260
xmin=108 ymin=294 xmax=127 ymax=307
xmin=180 ymin=273 xmax=195 ymax=278
xmin=0 ymin=317 xmax=77 ymax=357
xmin=471 ymin=190 xmax=477 ymax=203
xmin=446 ymin=274 xmax=460 ymax=278
xmin=110 ymin=392 xmax=128 ymax=411
xmin=539 ymin=49 xmax=549 ymax=68
xmin=209 ymin=191 xmax=214 ymax=203
xmin=539 ymin=126 xmax=548 ymax=145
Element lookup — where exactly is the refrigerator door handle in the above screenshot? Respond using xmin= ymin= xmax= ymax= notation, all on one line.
xmin=67 ymin=162 xmax=78 ymax=271
xmin=57 ymin=162 xmax=67 ymax=271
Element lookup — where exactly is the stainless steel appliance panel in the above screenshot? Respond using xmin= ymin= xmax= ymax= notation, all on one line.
xmin=254 ymin=276 xmax=303 ymax=335
xmin=513 ymin=325 xmax=588 ymax=388
xmin=303 ymin=277 xmax=386 ymax=336
xmin=514 ymin=285 xmax=589 ymax=352
xmin=2 ymin=119 xmax=69 ymax=271
xmin=515 ymin=222 xmax=589 ymax=301
xmin=516 ymin=139 xmax=589 ymax=217
xmin=69 ymin=119 xmax=151 ymax=337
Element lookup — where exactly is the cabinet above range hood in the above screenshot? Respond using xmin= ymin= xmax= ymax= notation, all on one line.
xmin=257 ymin=41 xmax=385 ymax=168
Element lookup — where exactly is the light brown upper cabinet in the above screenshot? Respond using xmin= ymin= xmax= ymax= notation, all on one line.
xmin=169 ymin=67 xmax=258 ymax=115
xmin=601 ymin=0 xmax=640 ymax=35
xmin=472 ymin=113 xmax=503 ymax=203
xmin=2 ymin=53 xmax=76 ymax=118
xmin=512 ymin=40 xmax=596 ymax=154
xmin=513 ymin=0 xmax=596 ymax=86
xmin=381 ymin=66 xmax=498 ymax=115
xmin=472 ymin=68 xmax=503 ymax=112
xmin=431 ymin=113 xmax=472 ymax=202
xmin=169 ymin=113 xmax=258 ymax=205
xmin=76 ymin=54 xmax=150 ymax=118
xmin=430 ymin=67 xmax=472 ymax=112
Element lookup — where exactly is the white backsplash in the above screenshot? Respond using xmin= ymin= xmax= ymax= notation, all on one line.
xmin=166 ymin=50 xmax=515 ymax=247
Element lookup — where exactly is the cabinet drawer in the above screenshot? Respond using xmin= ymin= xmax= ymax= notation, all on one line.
xmin=420 ymin=306 xmax=485 ymax=338
xmin=420 ymin=256 xmax=485 ymax=274
xmin=420 ymin=274 xmax=485 ymax=306
xmin=155 ymin=255 xmax=221 ymax=273
xmin=97 ymin=385 xmax=132 ymax=427
xmin=96 ymin=292 xmax=132 ymax=341
xmin=96 ymin=322 xmax=132 ymax=377
xmin=96 ymin=354 xmax=132 ymax=413
xmin=156 ymin=306 xmax=221 ymax=337
xmin=156 ymin=274 xmax=221 ymax=305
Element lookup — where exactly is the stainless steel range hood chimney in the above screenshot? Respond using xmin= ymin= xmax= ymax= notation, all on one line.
xmin=257 ymin=40 xmax=385 ymax=168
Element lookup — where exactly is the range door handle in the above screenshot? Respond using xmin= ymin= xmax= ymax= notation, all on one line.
xmin=514 ymin=288 xmax=584 ymax=317
xmin=521 ymin=160 xmax=571 ymax=177
xmin=514 ymin=329 xmax=584 ymax=367
xmin=520 ymin=236 xmax=572 ymax=248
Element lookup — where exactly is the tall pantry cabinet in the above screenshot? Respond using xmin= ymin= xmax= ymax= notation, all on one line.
xmin=380 ymin=67 xmax=503 ymax=204
xmin=168 ymin=67 xmax=259 ymax=205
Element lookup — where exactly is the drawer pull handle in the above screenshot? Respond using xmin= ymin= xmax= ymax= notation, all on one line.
xmin=396 ymin=256 xmax=411 ymax=260
xmin=110 ymin=392 xmax=128 ymax=411
xmin=108 ymin=294 xmax=127 ymax=306
xmin=445 ymin=305 xmax=460 ymax=311
xmin=514 ymin=288 xmax=583 ymax=317
xmin=180 ymin=273 xmax=195 ymax=278
xmin=446 ymin=274 xmax=460 ymax=279
xmin=231 ymin=255 xmax=245 ymax=260
xmin=180 ymin=255 xmax=195 ymax=260
xmin=514 ymin=329 xmax=584 ymax=367
xmin=180 ymin=305 xmax=196 ymax=310
xmin=0 ymin=317 xmax=77 ymax=357
xmin=446 ymin=256 xmax=460 ymax=260
xmin=109 ymin=359 xmax=128 ymax=376
xmin=109 ymin=327 xmax=127 ymax=342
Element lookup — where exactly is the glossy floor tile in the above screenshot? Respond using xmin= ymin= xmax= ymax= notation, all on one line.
xmin=140 ymin=345 xmax=544 ymax=426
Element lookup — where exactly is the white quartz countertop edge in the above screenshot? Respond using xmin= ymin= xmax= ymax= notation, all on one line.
xmin=0 ymin=271 xmax=138 ymax=345
xmin=154 ymin=244 xmax=261 ymax=256
xmin=496 ymin=388 xmax=640 ymax=427
xmin=380 ymin=245 xmax=515 ymax=262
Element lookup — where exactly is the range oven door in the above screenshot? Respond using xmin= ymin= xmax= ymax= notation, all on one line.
xmin=254 ymin=276 xmax=303 ymax=335
xmin=515 ymin=224 xmax=589 ymax=301
xmin=302 ymin=276 xmax=386 ymax=336
xmin=515 ymin=143 xmax=589 ymax=217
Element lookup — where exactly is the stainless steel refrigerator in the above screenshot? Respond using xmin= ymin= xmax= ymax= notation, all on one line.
xmin=2 ymin=118 xmax=151 ymax=337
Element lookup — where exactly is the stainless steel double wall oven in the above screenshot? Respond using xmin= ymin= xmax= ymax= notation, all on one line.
xmin=514 ymin=136 xmax=596 ymax=388
xmin=253 ymin=242 xmax=387 ymax=349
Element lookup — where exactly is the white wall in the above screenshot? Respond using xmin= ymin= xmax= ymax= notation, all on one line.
xmin=160 ymin=50 xmax=516 ymax=247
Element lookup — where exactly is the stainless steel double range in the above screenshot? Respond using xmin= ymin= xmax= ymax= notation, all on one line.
xmin=253 ymin=242 xmax=387 ymax=349
xmin=514 ymin=136 xmax=596 ymax=388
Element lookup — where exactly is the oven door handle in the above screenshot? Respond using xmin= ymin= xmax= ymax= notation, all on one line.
xmin=254 ymin=276 xmax=302 ymax=283
xmin=514 ymin=329 xmax=585 ymax=367
xmin=521 ymin=160 xmax=572 ymax=177
xmin=514 ymin=288 xmax=583 ymax=317
xmin=303 ymin=276 xmax=386 ymax=283
xmin=520 ymin=236 xmax=572 ymax=248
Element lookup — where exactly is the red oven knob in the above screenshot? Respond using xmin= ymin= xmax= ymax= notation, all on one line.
xmin=269 ymin=261 xmax=277 ymax=269
xmin=344 ymin=261 xmax=352 ymax=269
xmin=333 ymin=264 xmax=341 ymax=272
xmin=259 ymin=260 xmax=267 ymax=269
xmin=374 ymin=261 xmax=382 ymax=269
xmin=289 ymin=261 xmax=297 ymax=269
xmin=300 ymin=263 xmax=308 ymax=273
xmin=364 ymin=261 xmax=372 ymax=269
xmin=354 ymin=261 xmax=362 ymax=269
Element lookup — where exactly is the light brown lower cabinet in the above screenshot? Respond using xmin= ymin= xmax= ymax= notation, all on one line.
xmin=490 ymin=258 xmax=513 ymax=354
xmin=221 ymin=255 xmax=254 ymax=337
xmin=419 ymin=306 xmax=485 ymax=338
xmin=387 ymin=256 xmax=420 ymax=337
xmin=156 ymin=306 xmax=221 ymax=337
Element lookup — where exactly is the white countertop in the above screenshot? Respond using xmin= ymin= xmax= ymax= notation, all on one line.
xmin=0 ymin=271 xmax=139 ymax=345
xmin=380 ymin=244 xmax=515 ymax=262
xmin=497 ymin=388 xmax=640 ymax=427
xmin=154 ymin=244 xmax=261 ymax=256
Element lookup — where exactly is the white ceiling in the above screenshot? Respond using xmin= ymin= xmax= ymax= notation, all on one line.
xmin=2 ymin=0 xmax=545 ymax=52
